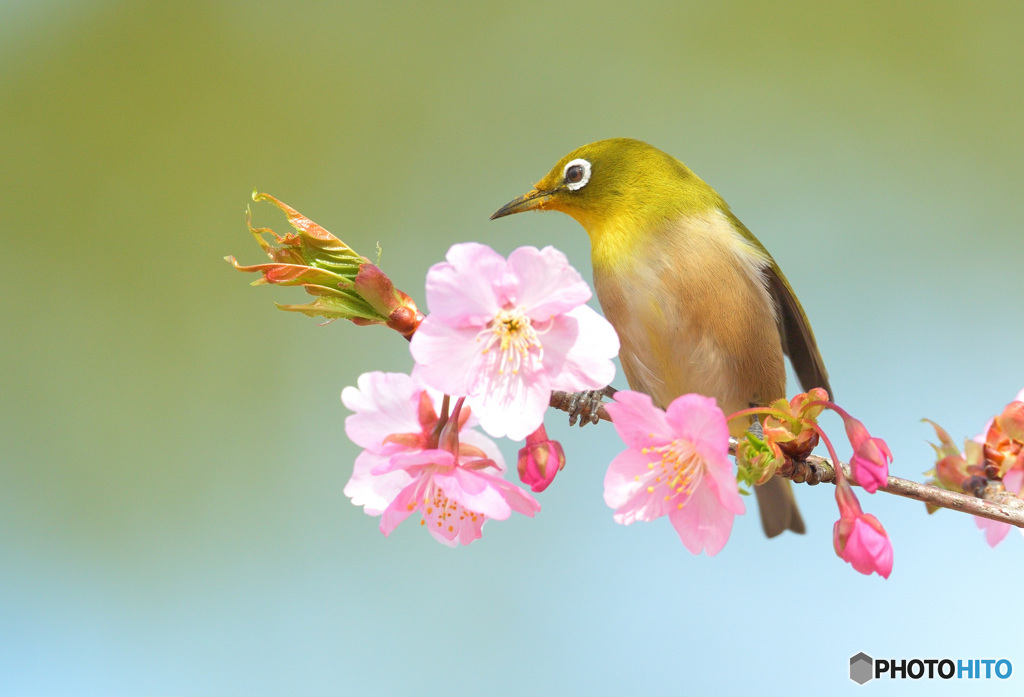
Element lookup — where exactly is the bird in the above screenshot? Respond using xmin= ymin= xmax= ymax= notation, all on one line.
xmin=490 ymin=137 xmax=831 ymax=537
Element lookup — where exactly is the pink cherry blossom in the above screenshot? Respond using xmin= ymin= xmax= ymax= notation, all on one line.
xmin=409 ymin=243 xmax=619 ymax=441
xmin=372 ymin=399 xmax=541 ymax=546
xmin=833 ymin=477 xmax=893 ymax=578
xmin=342 ymin=371 xmax=503 ymax=516
xmin=376 ymin=445 xmax=540 ymax=546
xmin=517 ymin=424 xmax=566 ymax=492
xmin=603 ymin=391 xmax=745 ymax=556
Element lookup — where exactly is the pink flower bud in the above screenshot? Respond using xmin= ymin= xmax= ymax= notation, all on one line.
xmin=833 ymin=479 xmax=893 ymax=578
xmin=517 ymin=425 xmax=566 ymax=492
xmin=850 ymin=437 xmax=892 ymax=493
xmin=354 ymin=263 xmax=423 ymax=338
xmin=843 ymin=415 xmax=891 ymax=493
xmin=833 ymin=513 xmax=894 ymax=579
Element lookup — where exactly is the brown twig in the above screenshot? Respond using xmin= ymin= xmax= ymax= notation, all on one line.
xmin=747 ymin=446 xmax=1024 ymax=528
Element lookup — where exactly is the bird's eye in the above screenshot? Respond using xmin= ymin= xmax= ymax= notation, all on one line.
xmin=562 ymin=158 xmax=591 ymax=191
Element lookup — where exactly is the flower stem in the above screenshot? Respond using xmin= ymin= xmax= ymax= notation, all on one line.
xmin=726 ymin=406 xmax=789 ymax=425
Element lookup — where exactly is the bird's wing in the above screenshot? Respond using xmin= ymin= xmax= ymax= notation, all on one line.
xmin=763 ymin=264 xmax=833 ymax=399
xmin=725 ymin=211 xmax=833 ymax=397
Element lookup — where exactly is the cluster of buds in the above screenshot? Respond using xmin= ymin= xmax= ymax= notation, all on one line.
xmin=925 ymin=390 xmax=1024 ymax=547
xmin=734 ymin=388 xmax=828 ymax=489
xmin=732 ymin=390 xmax=894 ymax=578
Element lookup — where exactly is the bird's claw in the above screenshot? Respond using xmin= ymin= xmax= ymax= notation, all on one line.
xmin=566 ymin=390 xmax=605 ymax=427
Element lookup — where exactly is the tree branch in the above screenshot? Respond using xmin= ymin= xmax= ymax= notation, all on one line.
xmin=547 ymin=389 xmax=1024 ymax=529
xmin=734 ymin=442 xmax=1024 ymax=528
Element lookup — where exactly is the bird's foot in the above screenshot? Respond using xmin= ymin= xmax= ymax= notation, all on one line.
xmin=746 ymin=416 xmax=764 ymax=439
xmin=550 ymin=386 xmax=616 ymax=427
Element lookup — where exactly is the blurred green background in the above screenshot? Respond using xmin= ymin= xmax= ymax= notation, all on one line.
xmin=3 ymin=1 xmax=1023 ymax=695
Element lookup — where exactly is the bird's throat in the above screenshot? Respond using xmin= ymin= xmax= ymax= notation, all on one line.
xmin=584 ymin=213 xmax=660 ymax=273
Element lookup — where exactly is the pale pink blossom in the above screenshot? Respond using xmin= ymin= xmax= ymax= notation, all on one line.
xmin=342 ymin=371 xmax=503 ymax=516
xmin=373 ymin=399 xmax=541 ymax=546
xmin=517 ymin=424 xmax=566 ymax=492
xmin=603 ymin=391 xmax=745 ymax=556
xmin=410 ymin=243 xmax=619 ymax=441
xmin=833 ymin=477 xmax=893 ymax=578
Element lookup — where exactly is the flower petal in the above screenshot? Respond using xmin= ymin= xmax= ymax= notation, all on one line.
xmin=702 ymin=457 xmax=747 ymax=516
xmin=508 ymin=245 xmax=591 ymax=318
xmin=423 ymin=243 xmax=505 ymax=323
xmin=484 ymin=475 xmax=541 ymax=517
xmin=344 ymin=450 xmax=413 ymax=516
xmin=342 ymin=372 xmax=422 ymax=450
xmin=409 ymin=317 xmax=486 ymax=397
xmin=603 ymin=448 xmax=676 ymax=523
xmin=469 ymin=360 xmax=550 ymax=441
xmin=544 ymin=306 xmax=619 ymax=391
xmin=668 ymin=481 xmax=737 ymax=556
xmin=434 ymin=468 xmax=513 ymax=521
xmin=603 ymin=447 xmax=651 ymax=512
xmin=421 ymin=493 xmax=485 ymax=547
xmin=376 ymin=448 xmax=455 ymax=475
xmin=1004 ymin=467 xmax=1024 ymax=494
xmin=665 ymin=394 xmax=729 ymax=453
xmin=605 ymin=391 xmax=674 ymax=448
xmin=379 ymin=481 xmax=420 ymax=536
xmin=458 ymin=426 xmax=507 ymax=473
xmin=974 ymin=515 xmax=1012 ymax=548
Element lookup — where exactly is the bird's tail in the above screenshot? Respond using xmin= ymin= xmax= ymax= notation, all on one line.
xmin=754 ymin=476 xmax=806 ymax=537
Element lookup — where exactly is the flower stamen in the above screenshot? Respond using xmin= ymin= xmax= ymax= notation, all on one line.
xmin=645 ymin=440 xmax=703 ymax=500
xmin=476 ymin=307 xmax=544 ymax=375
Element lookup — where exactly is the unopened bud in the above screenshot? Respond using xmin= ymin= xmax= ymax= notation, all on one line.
xmin=517 ymin=425 xmax=566 ymax=492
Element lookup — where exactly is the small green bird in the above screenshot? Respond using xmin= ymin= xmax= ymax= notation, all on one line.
xmin=491 ymin=138 xmax=831 ymax=537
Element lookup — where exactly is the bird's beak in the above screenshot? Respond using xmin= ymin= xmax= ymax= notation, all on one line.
xmin=490 ymin=188 xmax=556 ymax=220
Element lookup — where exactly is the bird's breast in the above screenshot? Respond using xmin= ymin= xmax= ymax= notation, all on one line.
xmin=591 ymin=209 xmax=786 ymax=420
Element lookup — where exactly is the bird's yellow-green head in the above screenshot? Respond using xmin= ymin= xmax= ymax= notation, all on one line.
xmin=491 ymin=138 xmax=726 ymax=265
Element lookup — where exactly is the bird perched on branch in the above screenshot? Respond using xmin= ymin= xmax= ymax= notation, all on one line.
xmin=491 ymin=138 xmax=831 ymax=537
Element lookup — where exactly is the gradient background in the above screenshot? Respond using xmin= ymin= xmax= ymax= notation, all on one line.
xmin=3 ymin=1 xmax=1023 ymax=695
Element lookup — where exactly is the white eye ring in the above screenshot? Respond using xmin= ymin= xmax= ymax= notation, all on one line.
xmin=563 ymin=158 xmax=592 ymax=191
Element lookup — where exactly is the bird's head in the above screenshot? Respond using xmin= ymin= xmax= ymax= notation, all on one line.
xmin=491 ymin=138 xmax=723 ymax=242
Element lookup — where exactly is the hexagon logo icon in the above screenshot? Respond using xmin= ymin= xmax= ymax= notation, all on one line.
xmin=850 ymin=652 xmax=873 ymax=684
